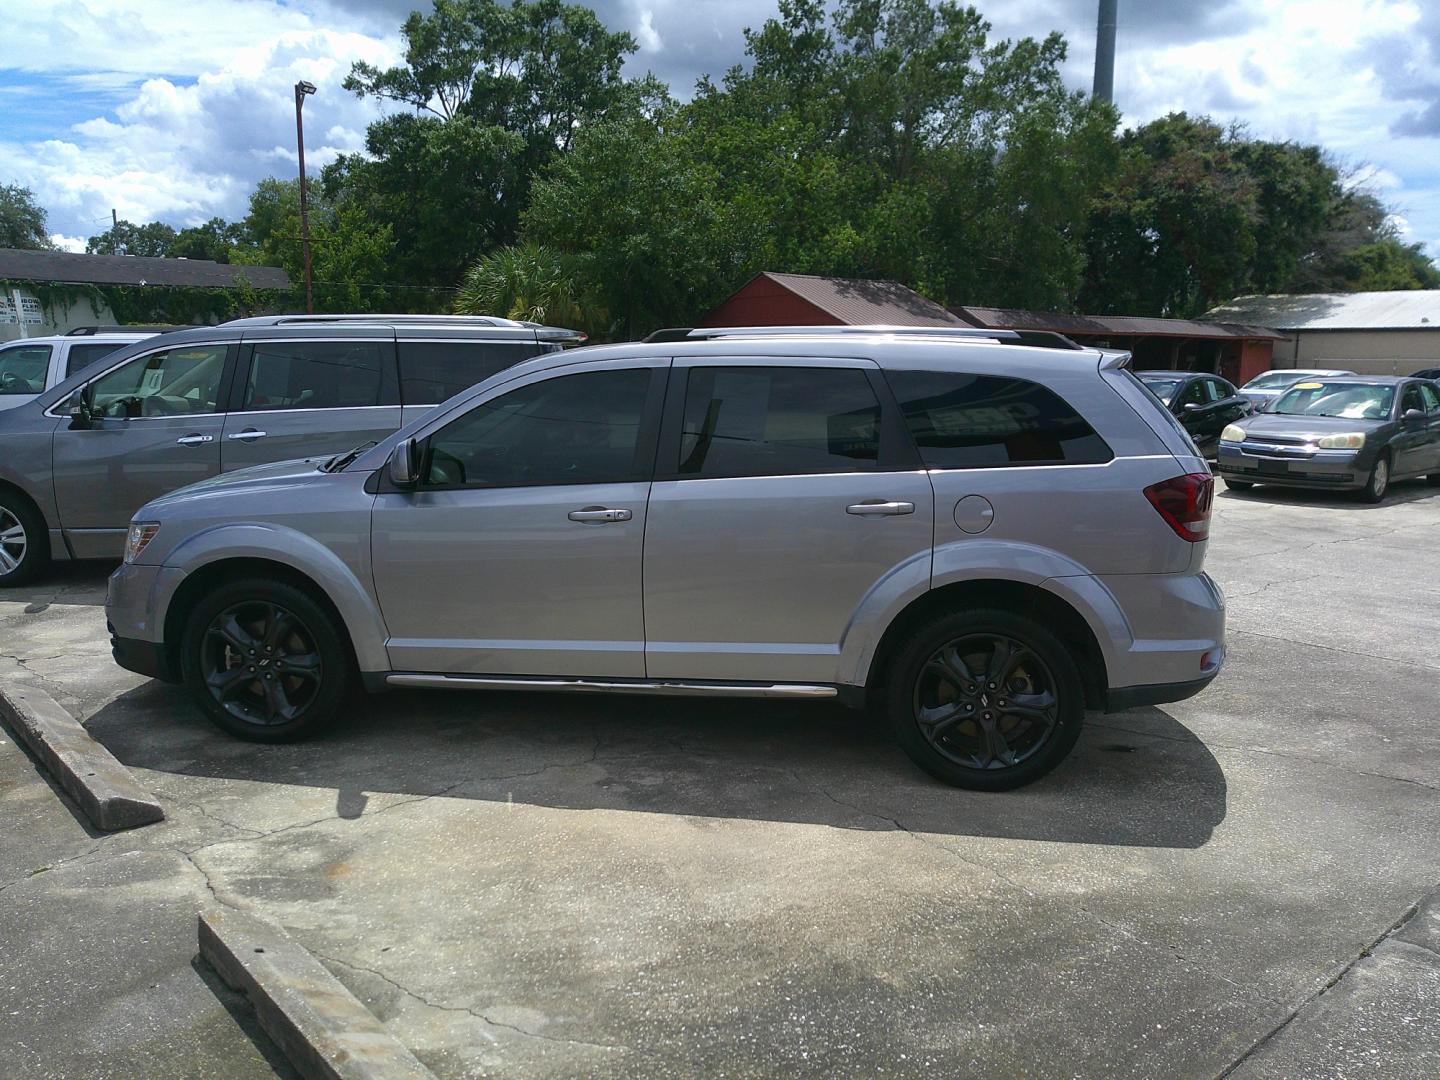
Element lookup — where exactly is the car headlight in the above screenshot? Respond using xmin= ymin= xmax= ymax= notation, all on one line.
xmin=1316 ymin=432 xmax=1365 ymax=449
xmin=1220 ymin=424 xmax=1246 ymax=443
xmin=124 ymin=521 xmax=160 ymax=564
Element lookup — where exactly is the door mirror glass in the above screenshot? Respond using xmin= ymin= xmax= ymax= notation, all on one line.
xmin=388 ymin=438 xmax=419 ymax=487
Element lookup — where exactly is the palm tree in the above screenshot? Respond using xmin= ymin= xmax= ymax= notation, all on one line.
xmin=454 ymin=243 xmax=606 ymax=336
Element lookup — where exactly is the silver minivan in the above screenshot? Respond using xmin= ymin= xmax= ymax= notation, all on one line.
xmin=107 ymin=326 xmax=1225 ymax=790
xmin=0 ymin=315 xmax=583 ymax=584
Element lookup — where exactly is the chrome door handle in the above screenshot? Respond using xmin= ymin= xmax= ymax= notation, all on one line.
xmin=227 ymin=429 xmax=267 ymax=441
xmin=846 ymin=500 xmax=915 ymax=516
xmin=568 ymin=508 xmax=633 ymax=523
xmin=176 ymin=434 xmax=213 ymax=446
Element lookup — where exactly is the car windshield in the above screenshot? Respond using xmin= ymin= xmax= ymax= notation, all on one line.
xmin=0 ymin=344 xmax=51 ymax=395
xmin=1272 ymin=382 xmax=1394 ymax=420
xmin=1244 ymin=371 xmax=1309 ymax=390
xmin=1138 ymin=376 xmax=1183 ymax=405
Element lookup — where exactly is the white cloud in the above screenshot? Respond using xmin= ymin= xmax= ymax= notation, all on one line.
xmin=3 ymin=26 xmax=397 ymax=240
xmin=49 ymin=234 xmax=88 ymax=252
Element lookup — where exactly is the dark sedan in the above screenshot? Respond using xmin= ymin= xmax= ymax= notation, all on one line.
xmin=1216 ymin=376 xmax=1440 ymax=502
xmin=1136 ymin=371 xmax=1250 ymax=459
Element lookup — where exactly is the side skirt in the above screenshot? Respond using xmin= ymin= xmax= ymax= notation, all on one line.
xmin=381 ymin=673 xmax=839 ymax=699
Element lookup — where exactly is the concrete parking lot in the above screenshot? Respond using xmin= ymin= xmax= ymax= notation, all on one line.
xmin=2 ymin=480 xmax=1438 ymax=1079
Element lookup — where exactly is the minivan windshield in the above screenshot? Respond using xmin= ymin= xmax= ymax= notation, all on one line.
xmin=1271 ymin=382 xmax=1394 ymax=420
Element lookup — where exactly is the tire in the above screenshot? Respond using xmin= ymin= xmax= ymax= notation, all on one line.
xmin=0 ymin=490 xmax=50 ymax=588
xmin=180 ymin=578 xmax=352 ymax=742
xmin=1360 ymin=453 xmax=1391 ymax=504
xmin=883 ymin=609 xmax=1085 ymax=791
xmin=1222 ymin=478 xmax=1254 ymax=492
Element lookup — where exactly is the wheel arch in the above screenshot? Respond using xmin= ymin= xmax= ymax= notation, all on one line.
xmin=859 ymin=579 xmax=1113 ymax=711
xmin=155 ymin=526 xmax=390 ymax=676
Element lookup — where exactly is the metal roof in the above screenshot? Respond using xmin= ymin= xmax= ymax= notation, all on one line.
xmin=955 ymin=305 xmax=1284 ymax=340
xmin=1203 ymin=291 xmax=1440 ymax=331
xmin=0 ymin=247 xmax=290 ymax=290
xmin=746 ymin=272 xmax=968 ymax=327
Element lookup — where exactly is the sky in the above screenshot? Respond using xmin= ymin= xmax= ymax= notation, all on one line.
xmin=1 ymin=0 xmax=1438 ymax=263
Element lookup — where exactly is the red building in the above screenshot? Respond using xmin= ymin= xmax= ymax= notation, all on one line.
xmin=698 ymin=272 xmax=1283 ymax=385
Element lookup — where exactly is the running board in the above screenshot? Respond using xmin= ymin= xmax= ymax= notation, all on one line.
xmin=384 ymin=674 xmax=837 ymax=699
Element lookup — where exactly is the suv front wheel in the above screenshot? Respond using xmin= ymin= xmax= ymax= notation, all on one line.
xmin=884 ymin=610 xmax=1084 ymax=791
xmin=181 ymin=578 xmax=351 ymax=741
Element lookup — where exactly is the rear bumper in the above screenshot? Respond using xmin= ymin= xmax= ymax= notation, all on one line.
xmin=1105 ymin=665 xmax=1220 ymax=712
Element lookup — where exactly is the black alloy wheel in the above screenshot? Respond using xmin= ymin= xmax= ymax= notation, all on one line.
xmin=202 ymin=600 xmax=323 ymax=726
xmin=182 ymin=578 xmax=350 ymax=741
xmin=885 ymin=609 xmax=1084 ymax=791
xmin=912 ymin=634 xmax=1059 ymax=772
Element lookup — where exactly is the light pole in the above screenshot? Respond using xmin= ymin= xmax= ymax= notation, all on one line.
xmin=294 ymin=79 xmax=317 ymax=313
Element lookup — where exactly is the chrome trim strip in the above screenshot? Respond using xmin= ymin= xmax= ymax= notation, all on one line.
xmin=384 ymin=674 xmax=838 ymax=698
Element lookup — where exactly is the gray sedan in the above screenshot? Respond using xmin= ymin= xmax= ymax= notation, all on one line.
xmin=1216 ymin=376 xmax=1440 ymax=502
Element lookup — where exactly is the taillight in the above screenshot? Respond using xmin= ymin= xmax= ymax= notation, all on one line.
xmin=1144 ymin=473 xmax=1214 ymax=542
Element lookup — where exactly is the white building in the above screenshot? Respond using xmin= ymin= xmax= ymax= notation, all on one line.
xmin=1205 ymin=291 xmax=1440 ymax=376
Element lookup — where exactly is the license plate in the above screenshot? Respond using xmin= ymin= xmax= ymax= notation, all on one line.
xmin=1258 ymin=460 xmax=1291 ymax=475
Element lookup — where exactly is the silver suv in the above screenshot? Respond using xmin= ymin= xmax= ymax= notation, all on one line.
xmin=106 ymin=327 xmax=1225 ymax=790
xmin=0 ymin=315 xmax=582 ymax=585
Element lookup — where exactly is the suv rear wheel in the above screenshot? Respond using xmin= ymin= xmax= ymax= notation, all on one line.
xmin=884 ymin=610 xmax=1084 ymax=791
xmin=0 ymin=492 xmax=49 ymax=588
xmin=181 ymin=578 xmax=351 ymax=741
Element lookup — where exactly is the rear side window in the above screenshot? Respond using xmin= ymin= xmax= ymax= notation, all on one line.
xmin=243 ymin=341 xmax=397 ymax=411
xmin=66 ymin=342 xmax=126 ymax=378
xmin=398 ymin=341 xmax=556 ymax=405
xmin=677 ymin=366 xmax=881 ymax=478
xmin=0 ymin=344 xmax=52 ymax=395
xmin=887 ymin=370 xmax=1112 ymax=468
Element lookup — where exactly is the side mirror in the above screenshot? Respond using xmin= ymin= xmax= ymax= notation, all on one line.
xmin=65 ymin=388 xmax=93 ymax=430
xmin=1403 ymin=408 xmax=1426 ymax=421
xmin=388 ymin=437 xmax=419 ymax=487
xmin=1182 ymin=402 xmax=1202 ymax=413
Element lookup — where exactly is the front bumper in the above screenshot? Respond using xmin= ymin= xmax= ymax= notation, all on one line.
xmin=106 ymin=561 xmax=185 ymax=681
xmin=1216 ymin=442 xmax=1366 ymax=489
xmin=108 ymin=624 xmax=178 ymax=682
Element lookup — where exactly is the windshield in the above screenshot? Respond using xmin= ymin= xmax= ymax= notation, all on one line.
xmin=0 ymin=344 xmax=52 ymax=395
xmin=1272 ymin=382 xmax=1394 ymax=420
xmin=1138 ymin=376 xmax=1183 ymax=405
xmin=1243 ymin=371 xmax=1308 ymax=391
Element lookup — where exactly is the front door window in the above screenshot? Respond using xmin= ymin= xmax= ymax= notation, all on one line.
xmin=88 ymin=344 xmax=226 ymax=417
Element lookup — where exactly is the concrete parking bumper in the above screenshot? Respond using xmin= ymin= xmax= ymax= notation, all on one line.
xmin=200 ymin=907 xmax=437 ymax=1080
xmin=0 ymin=679 xmax=163 ymax=830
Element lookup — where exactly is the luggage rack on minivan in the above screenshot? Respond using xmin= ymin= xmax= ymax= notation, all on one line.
xmin=644 ymin=325 xmax=1085 ymax=350
xmin=218 ymin=313 xmax=586 ymax=343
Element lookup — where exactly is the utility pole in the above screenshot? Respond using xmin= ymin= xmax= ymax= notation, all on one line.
xmin=111 ymin=208 xmax=118 ymax=254
xmin=1094 ymin=0 xmax=1118 ymax=104
xmin=294 ymin=80 xmax=317 ymax=314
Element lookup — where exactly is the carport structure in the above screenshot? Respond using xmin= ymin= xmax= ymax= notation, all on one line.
xmin=952 ymin=305 xmax=1284 ymax=385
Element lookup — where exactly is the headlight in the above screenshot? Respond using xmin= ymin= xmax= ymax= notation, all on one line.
xmin=1220 ymin=424 xmax=1246 ymax=443
xmin=124 ymin=521 xmax=160 ymax=564
xmin=1316 ymin=433 xmax=1365 ymax=449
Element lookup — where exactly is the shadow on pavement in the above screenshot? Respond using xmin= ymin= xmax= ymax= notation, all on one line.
xmin=89 ymin=679 xmax=1227 ymax=850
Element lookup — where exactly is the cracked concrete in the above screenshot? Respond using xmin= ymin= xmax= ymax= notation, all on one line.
xmin=2 ymin=479 xmax=1439 ymax=1078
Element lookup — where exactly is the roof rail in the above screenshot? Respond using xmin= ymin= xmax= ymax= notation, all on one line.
xmin=669 ymin=324 xmax=1023 ymax=342
xmin=65 ymin=325 xmax=179 ymax=336
xmin=222 ymin=314 xmax=531 ymax=328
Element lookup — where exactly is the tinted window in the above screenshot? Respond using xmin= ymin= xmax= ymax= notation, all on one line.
xmin=88 ymin=344 xmax=227 ymax=417
xmin=0 ymin=344 xmax=52 ymax=395
xmin=243 ymin=341 xmax=395 ymax=411
xmin=423 ymin=369 xmax=651 ymax=488
xmin=1211 ymin=378 xmax=1237 ymax=399
xmin=398 ymin=341 xmax=556 ymax=405
xmin=1401 ymin=384 xmax=1425 ymax=415
xmin=888 ymin=370 xmax=1112 ymax=468
xmin=677 ymin=367 xmax=880 ymax=479
xmin=1175 ymin=379 xmax=1208 ymax=408
xmin=66 ymin=342 xmax=126 ymax=378
xmin=1420 ymin=383 xmax=1440 ymax=413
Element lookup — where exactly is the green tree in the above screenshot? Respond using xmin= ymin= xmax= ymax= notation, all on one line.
xmin=171 ymin=217 xmax=248 ymax=263
xmin=334 ymin=0 xmax=650 ymax=288
xmin=454 ymin=241 xmax=605 ymax=333
xmin=85 ymin=219 xmax=179 ymax=257
xmin=0 ymin=184 xmax=55 ymax=249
